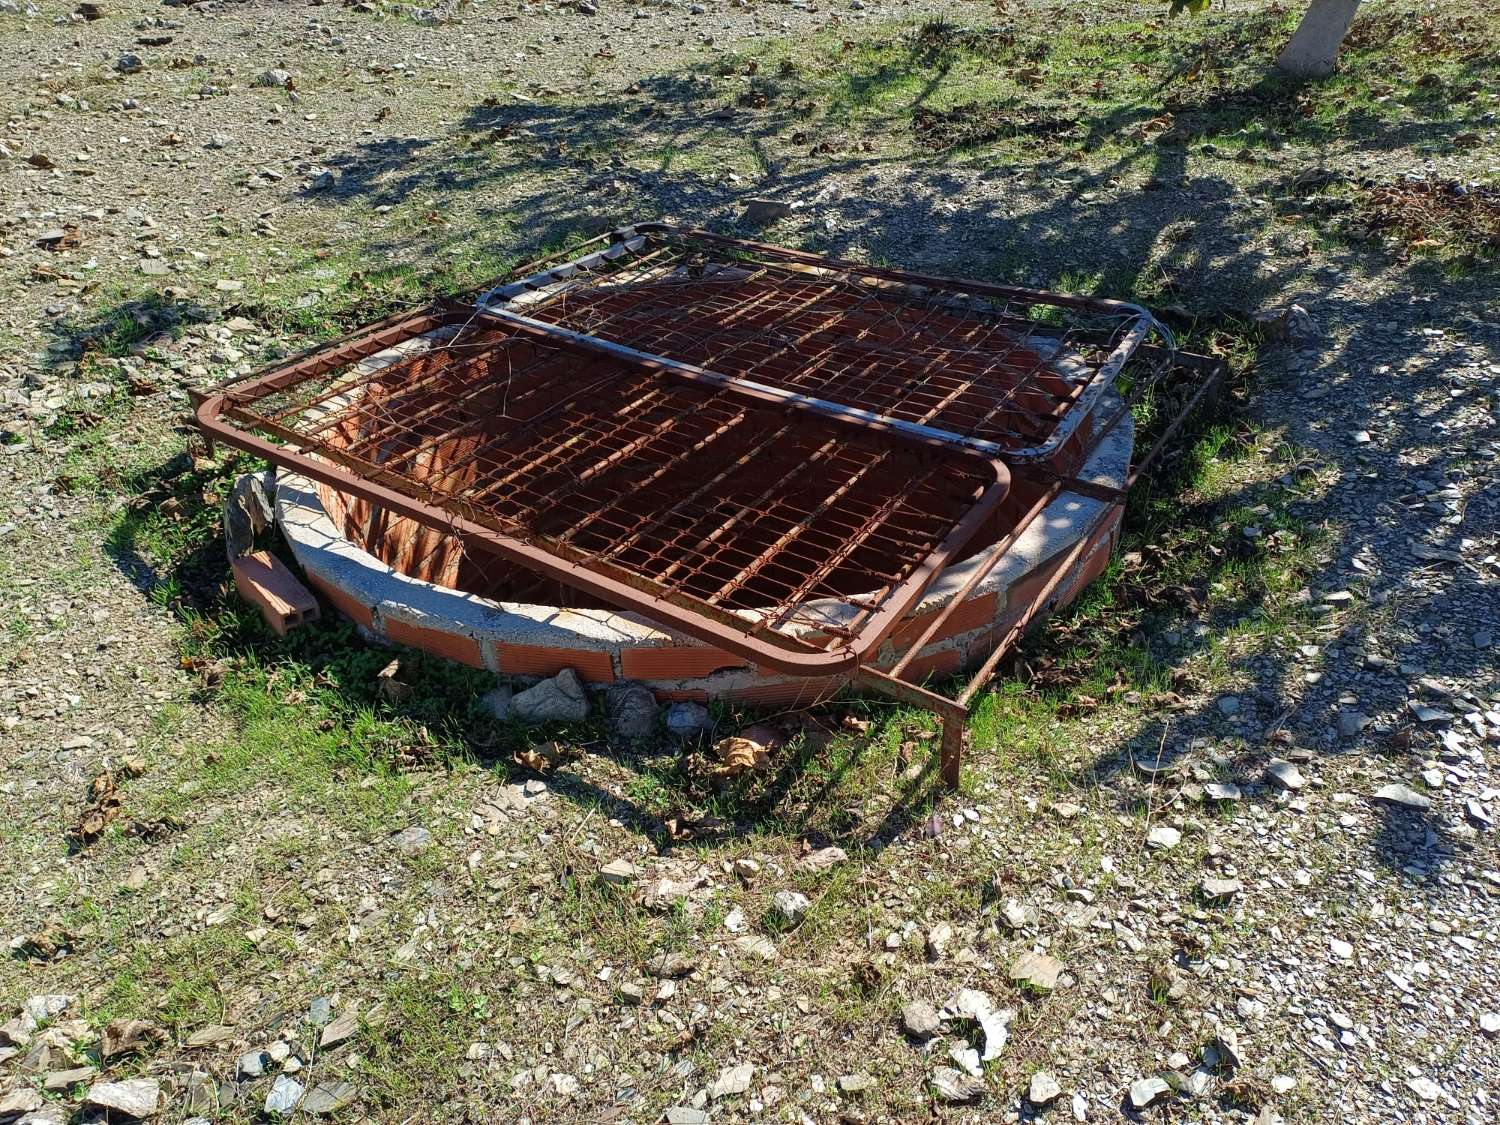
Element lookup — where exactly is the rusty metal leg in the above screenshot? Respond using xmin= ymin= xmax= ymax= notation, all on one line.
xmin=939 ymin=713 xmax=964 ymax=789
xmin=856 ymin=668 xmax=969 ymax=789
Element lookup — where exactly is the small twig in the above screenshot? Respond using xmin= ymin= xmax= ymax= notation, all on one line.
xmin=1137 ymin=721 xmax=1171 ymax=856
xmin=568 ymin=805 xmax=598 ymax=844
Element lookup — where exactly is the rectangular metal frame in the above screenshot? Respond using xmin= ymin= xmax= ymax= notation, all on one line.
xmin=195 ymin=304 xmax=1013 ymax=676
xmin=473 ymin=223 xmax=1159 ymax=465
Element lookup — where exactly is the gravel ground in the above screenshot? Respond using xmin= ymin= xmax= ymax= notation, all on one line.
xmin=1 ymin=0 xmax=1497 ymax=1122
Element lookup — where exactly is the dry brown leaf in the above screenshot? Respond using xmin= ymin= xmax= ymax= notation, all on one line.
xmin=101 ymin=1017 xmax=166 ymax=1060
xmin=376 ymin=659 xmax=408 ymax=704
xmin=513 ymin=740 xmax=566 ymax=773
xmin=72 ymin=770 xmax=122 ymax=845
xmin=662 ymin=814 xmax=729 ymax=843
xmin=710 ymin=736 xmax=769 ymax=779
xmin=15 ymin=922 xmax=73 ymax=961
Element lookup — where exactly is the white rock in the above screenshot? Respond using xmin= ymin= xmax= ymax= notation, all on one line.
xmin=710 ymin=1063 xmax=753 ymax=1099
xmin=1028 ymin=1071 xmax=1062 ymax=1105
xmin=1266 ymin=758 xmax=1305 ymax=791
xmin=1406 ymin=1076 xmax=1441 ymax=1101
xmin=1146 ymin=824 xmax=1181 ymax=850
xmin=1200 ymin=876 xmax=1243 ymax=901
xmin=511 ymin=668 xmax=590 ymax=724
xmin=950 ymin=1042 xmax=982 ymax=1077
xmin=799 ymin=846 xmax=847 ymax=872
xmin=85 ymin=1079 xmax=161 ymax=1118
xmin=1375 ymin=783 xmax=1432 ymax=809
xmin=771 ymin=890 xmax=810 ymax=927
xmin=599 ymin=859 xmax=641 ymax=885
xmin=0 ymin=1092 xmax=43 ymax=1118
xmin=1011 ymin=950 xmax=1063 ymax=991
xmin=925 ymin=922 xmax=954 ymax=960
xmin=901 ymin=999 xmax=942 ymax=1040
xmin=951 ymin=988 xmax=1010 ymax=1061
xmin=734 ymin=934 xmax=777 ymax=961
xmin=1129 ymin=1075 xmax=1170 ymax=1109
xmin=264 ymin=1075 xmax=303 ymax=1116
xmin=389 ymin=825 xmax=431 ymax=855
xmin=24 ymin=996 xmax=73 ymax=1021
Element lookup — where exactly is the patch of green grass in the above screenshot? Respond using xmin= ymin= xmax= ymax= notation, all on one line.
xmin=363 ymin=970 xmax=495 ymax=1109
xmin=706 ymin=3 xmax=1497 ymax=178
xmin=99 ymin=925 xmax=279 ymax=1030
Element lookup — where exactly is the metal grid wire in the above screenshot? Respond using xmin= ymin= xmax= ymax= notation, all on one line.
xmin=213 ymin=309 xmax=1007 ymax=655
xmin=478 ymin=225 xmax=1155 ymax=463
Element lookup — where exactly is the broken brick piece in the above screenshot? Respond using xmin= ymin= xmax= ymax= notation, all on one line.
xmin=231 ymin=551 xmax=320 ymax=636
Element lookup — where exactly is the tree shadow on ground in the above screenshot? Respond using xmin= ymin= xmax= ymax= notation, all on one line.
xmin=1016 ymin=281 xmax=1495 ymax=884
xmin=40 ymin=292 xmax=217 ymax=372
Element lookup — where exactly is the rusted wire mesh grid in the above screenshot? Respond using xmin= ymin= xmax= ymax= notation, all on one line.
xmin=219 ymin=310 xmax=1006 ymax=650
xmin=483 ymin=227 xmax=1152 ymax=461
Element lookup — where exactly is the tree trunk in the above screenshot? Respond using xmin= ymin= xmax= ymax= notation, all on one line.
xmin=1275 ymin=0 xmax=1361 ymax=78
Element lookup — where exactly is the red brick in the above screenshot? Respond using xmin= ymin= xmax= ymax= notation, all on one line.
xmin=728 ymin=674 xmax=844 ymax=707
xmin=382 ymin=617 xmax=484 ymax=668
xmin=1061 ymin=533 xmax=1113 ymax=598
xmin=306 ymin=572 xmax=375 ymax=629
xmin=493 ymin=643 xmax=615 ymax=683
xmin=901 ymin=647 xmax=962 ymax=682
xmin=232 ymin=551 xmax=320 ymax=637
xmin=890 ymin=591 xmax=998 ymax=647
xmin=621 ymin=645 xmax=748 ymax=681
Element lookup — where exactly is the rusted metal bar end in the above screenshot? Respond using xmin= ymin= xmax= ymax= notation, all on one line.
xmin=187 ymin=388 xmax=214 ymax=456
xmin=855 ymin=667 xmax=970 ymax=788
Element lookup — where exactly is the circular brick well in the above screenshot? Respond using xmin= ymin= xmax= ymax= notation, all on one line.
xmin=275 ymin=411 xmax=1131 ymax=705
xmin=268 ymin=318 xmax=1130 ymax=702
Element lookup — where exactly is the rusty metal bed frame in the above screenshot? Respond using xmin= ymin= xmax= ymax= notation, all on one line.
xmin=195 ymin=224 xmax=1224 ymax=786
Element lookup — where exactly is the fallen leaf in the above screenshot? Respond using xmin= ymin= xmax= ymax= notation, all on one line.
xmin=513 ymin=740 xmax=566 ymax=773
xmin=662 ymin=814 xmax=729 ymax=842
xmin=376 ymin=659 xmax=408 ymax=703
xmin=100 ymin=1018 xmax=165 ymax=1060
xmin=15 ymin=923 xmax=73 ymax=961
xmin=711 ymin=736 xmax=769 ymax=779
xmin=72 ymin=770 xmax=122 ymax=845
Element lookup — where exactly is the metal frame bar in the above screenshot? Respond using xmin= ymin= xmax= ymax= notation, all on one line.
xmin=474 ymin=222 xmax=1169 ymax=464
xmin=855 ymin=347 xmax=1225 ymax=786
